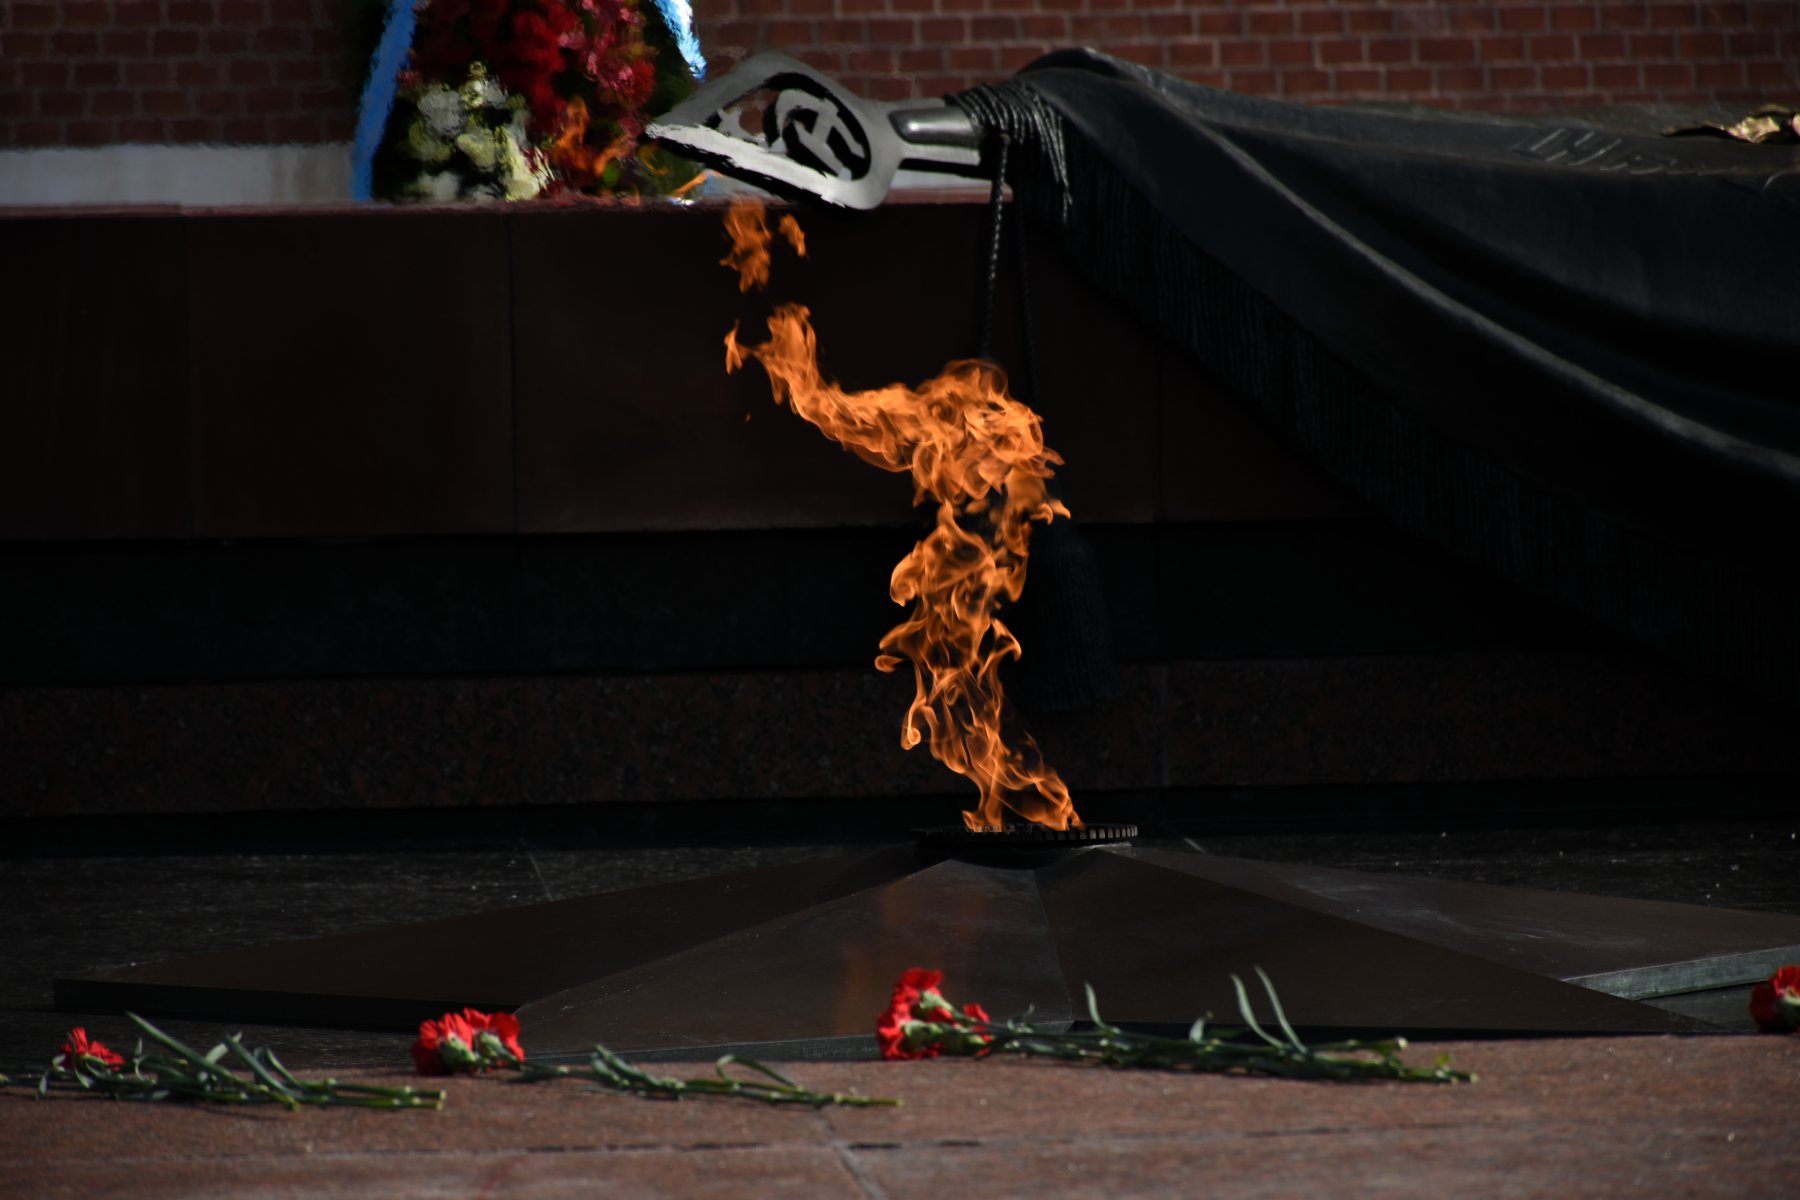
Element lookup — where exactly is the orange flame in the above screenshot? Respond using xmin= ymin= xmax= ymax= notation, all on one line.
xmin=720 ymin=202 xmax=807 ymax=292
xmin=721 ymin=201 xmax=1080 ymax=832
xmin=668 ymin=168 xmax=712 ymax=200
xmin=550 ymin=97 xmax=630 ymax=189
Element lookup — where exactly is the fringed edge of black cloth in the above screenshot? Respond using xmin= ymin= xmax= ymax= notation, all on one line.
xmin=952 ymin=50 xmax=1800 ymax=710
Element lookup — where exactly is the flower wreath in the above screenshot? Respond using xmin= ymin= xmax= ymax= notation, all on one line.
xmin=367 ymin=0 xmax=703 ymax=202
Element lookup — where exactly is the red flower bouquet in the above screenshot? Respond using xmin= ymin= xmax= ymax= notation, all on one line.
xmin=60 ymin=1028 xmax=124 ymax=1073
xmin=3 ymin=1014 xmax=444 ymax=1108
xmin=412 ymin=1008 xmax=527 ymax=1075
xmin=408 ymin=1007 xmax=895 ymax=1107
xmin=374 ymin=0 xmax=700 ymax=201
xmin=877 ymin=968 xmax=995 ymax=1060
xmin=875 ymin=967 xmax=1473 ymax=1083
xmin=3 ymin=1009 xmax=881 ymax=1110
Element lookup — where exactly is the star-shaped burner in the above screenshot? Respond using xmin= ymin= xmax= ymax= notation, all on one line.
xmin=56 ymin=833 xmax=1800 ymax=1060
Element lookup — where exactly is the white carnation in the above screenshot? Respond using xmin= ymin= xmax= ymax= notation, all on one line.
xmin=418 ymin=86 xmax=464 ymax=139
xmin=455 ymin=127 xmax=500 ymax=172
xmin=405 ymin=118 xmax=453 ymax=164
xmin=408 ymin=170 xmax=464 ymax=203
xmin=501 ymin=134 xmax=548 ymax=200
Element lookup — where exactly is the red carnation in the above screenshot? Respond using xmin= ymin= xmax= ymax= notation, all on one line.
xmin=413 ymin=1010 xmax=475 ymax=1074
xmin=469 ymin=1009 xmax=527 ymax=1062
xmin=62 ymin=1027 xmax=124 ymax=1072
xmin=412 ymin=1008 xmax=526 ymax=1074
xmin=899 ymin=967 xmax=943 ymax=994
xmin=613 ymin=56 xmax=655 ymax=109
xmin=1750 ymin=964 xmax=1800 ymax=1033
xmin=955 ymin=1002 xmax=994 ymax=1056
xmin=877 ymin=973 xmax=936 ymax=1061
xmin=876 ymin=969 xmax=993 ymax=1060
xmin=490 ymin=9 xmax=572 ymax=131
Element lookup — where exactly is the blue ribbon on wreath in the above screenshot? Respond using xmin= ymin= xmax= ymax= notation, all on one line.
xmin=351 ymin=0 xmax=418 ymax=201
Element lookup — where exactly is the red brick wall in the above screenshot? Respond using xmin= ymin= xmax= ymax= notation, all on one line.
xmin=2 ymin=0 xmax=353 ymax=147
xmin=3 ymin=0 xmax=1797 ymax=148
xmin=699 ymin=0 xmax=1800 ymax=109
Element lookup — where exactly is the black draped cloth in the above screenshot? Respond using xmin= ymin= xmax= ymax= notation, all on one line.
xmin=954 ymin=51 xmax=1800 ymax=708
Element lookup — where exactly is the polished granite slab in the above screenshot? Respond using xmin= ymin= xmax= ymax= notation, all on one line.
xmin=4 ymin=814 xmax=1794 ymax=1074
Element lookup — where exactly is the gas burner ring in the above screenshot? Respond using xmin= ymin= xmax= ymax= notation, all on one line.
xmin=916 ymin=823 xmax=1137 ymax=852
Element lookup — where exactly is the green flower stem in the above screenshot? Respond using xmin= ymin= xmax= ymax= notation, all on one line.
xmin=2 ymin=1014 xmax=444 ymax=1110
xmin=510 ymin=1045 xmax=900 ymax=1109
xmin=952 ymin=972 xmax=1474 ymax=1085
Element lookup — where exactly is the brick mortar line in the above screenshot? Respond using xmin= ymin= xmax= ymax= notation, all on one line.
xmin=833 ymin=1118 xmax=1761 ymax=1155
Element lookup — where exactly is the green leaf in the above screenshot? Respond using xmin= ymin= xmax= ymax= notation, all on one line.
xmin=127 ymin=1013 xmax=214 ymax=1066
xmin=1082 ymin=983 xmax=1122 ymax=1036
xmin=1229 ymin=974 xmax=1283 ymax=1050
xmin=225 ymin=1035 xmax=298 ymax=1102
xmin=715 ymin=1055 xmax=798 ymax=1090
xmin=261 ymin=1049 xmax=305 ymax=1088
xmin=1254 ymin=968 xmax=1306 ymax=1052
